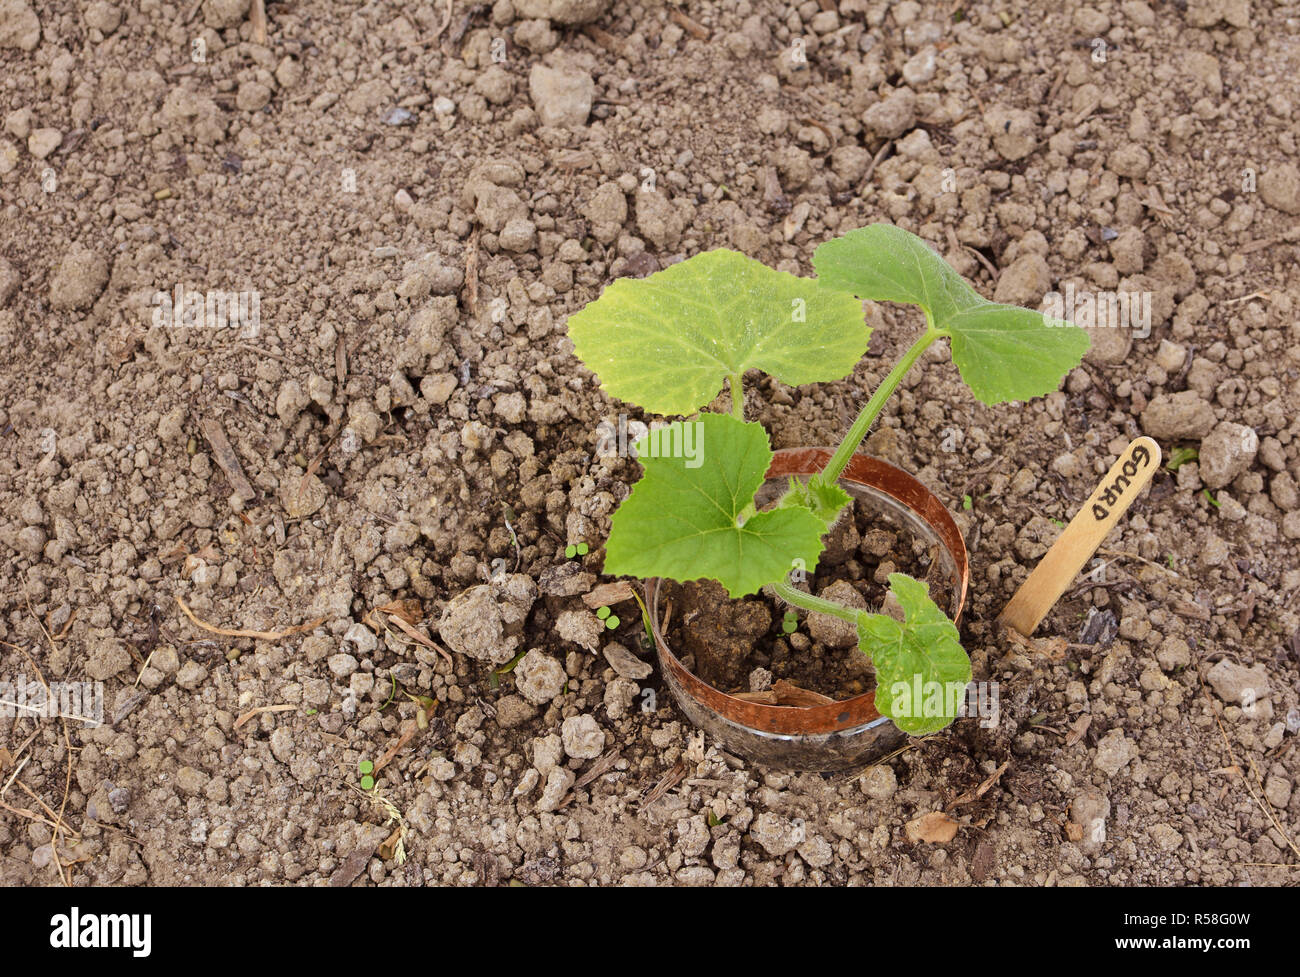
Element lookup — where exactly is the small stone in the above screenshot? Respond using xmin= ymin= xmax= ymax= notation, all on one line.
xmin=750 ymin=811 xmax=800 ymax=856
xmin=499 ymin=217 xmax=538 ymax=253
xmin=342 ymin=623 xmax=377 ymax=655
xmin=1154 ymin=339 xmax=1187 ymax=372
xmin=0 ymin=0 xmax=41 ymax=51
xmin=1198 ymin=422 xmax=1258 ymax=489
xmin=236 ymin=81 xmax=272 ymax=113
xmin=994 ymin=253 xmax=1052 ymax=306
xmin=1155 ymin=636 xmax=1191 ymax=671
xmin=175 ymin=661 xmax=208 ymax=690
xmin=555 ymin=608 xmax=603 ymax=652
xmin=514 ymin=649 xmax=566 ymax=705
xmin=49 ymin=245 xmax=109 ymax=310
xmin=984 ymin=104 xmax=1037 ymax=160
xmin=1069 ymin=790 xmax=1111 ymax=851
xmin=1093 ymin=728 xmax=1136 ymax=776
xmin=269 ymin=727 xmax=294 ymax=764
xmin=561 ymin=714 xmax=604 ymax=759
xmin=902 ymin=47 xmax=936 ymax=86
xmin=327 ymin=653 xmax=358 ymax=679
xmin=1149 ymin=823 xmax=1184 ymax=852
xmin=1263 ymin=774 xmax=1292 ymax=809
xmin=1206 ymin=659 xmax=1269 ymax=706
xmin=1109 ymin=143 xmax=1152 ymax=179
xmin=494 ymin=694 xmax=538 ymax=729
xmin=537 ymin=562 xmax=595 ymax=597
xmin=1140 ymin=391 xmax=1216 ymax=440
xmin=85 ymin=636 xmax=130 ymax=680
xmin=27 ymin=128 xmax=62 ymax=159
xmin=536 ymin=767 xmax=574 ymax=812
xmin=528 ymin=64 xmax=593 ymax=128
xmin=806 ymin=580 xmax=867 ymax=649
xmin=602 ymin=642 xmax=652 ymax=680
xmin=1258 ymin=164 xmax=1300 ymax=215
xmin=863 ymin=89 xmax=916 ymax=139
xmin=512 ymin=0 xmax=610 ymax=25
xmin=860 ymin=764 xmax=897 ymax=800
xmin=107 ymin=786 xmax=131 ymax=814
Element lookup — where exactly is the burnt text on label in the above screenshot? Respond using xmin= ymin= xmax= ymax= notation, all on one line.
xmin=1091 ymin=442 xmax=1152 ymax=522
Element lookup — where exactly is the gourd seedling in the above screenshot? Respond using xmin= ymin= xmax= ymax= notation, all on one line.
xmin=567 ymin=224 xmax=1089 ymax=734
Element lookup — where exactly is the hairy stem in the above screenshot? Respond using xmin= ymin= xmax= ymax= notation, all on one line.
xmin=729 ymin=373 xmax=745 ymax=420
xmin=772 ymin=579 xmax=863 ymax=626
xmin=813 ymin=326 xmax=938 ymax=490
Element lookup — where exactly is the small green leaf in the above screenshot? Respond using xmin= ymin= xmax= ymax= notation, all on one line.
xmin=576 ymin=542 xmax=589 ymax=556
xmin=565 ymin=544 xmax=577 ymax=559
xmin=596 ymin=605 xmax=611 ymax=619
xmin=360 ymin=775 xmax=375 ymax=791
xmin=857 ymin=573 xmax=971 ymax=735
xmin=567 ymin=250 xmax=870 ymax=416
xmin=1166 ymin=446 xmax=1198 ymax=472
xmin=778 ymin=475 xmax=852 ymax=528
xmin=606 ymin=615 xmax=620 ymax=629
xmin=604 ymin=413 xmax=828 ymax=598
xmin=813 ymin=224 xmax=1089 ymax=405
xmin=358 ymin=760 xmax=374 ymax=775
xmin=962 ymin=494 xmax=973 ymax=511
xmin=1202 ymin=488 xmax=1220 ymax=508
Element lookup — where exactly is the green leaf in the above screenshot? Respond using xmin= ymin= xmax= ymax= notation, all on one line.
xmin=1166 ymin=446 xmax=1198 ymax=472
xmin=603 ymin=413 xmax=829 ymax=598
xmin=567 ymin=250 xmax=870 ymax=416
xmin=777 ymin=475 xmax=853 ymax=528
xmin=856 ymin=573 xmax=971 ymax=735
xmin=812 ymin=224 xmax=1089 ymax=405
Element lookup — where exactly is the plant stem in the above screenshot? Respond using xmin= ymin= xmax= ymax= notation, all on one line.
xmin=729 ymin=373 xmax=744 ymax=420
xmin=812 ymin=327 xmax=938 ymax=490
xmin=772 ymin=579 xmax=863 ymax=626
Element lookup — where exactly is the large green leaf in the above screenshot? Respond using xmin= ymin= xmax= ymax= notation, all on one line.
xmin=813 ymin=224 xmax=1089 ymax=405
xmin=603 ymin=412 xmax=829 ymax=598
xmin=567 ymin=250 xmax=870 ymax=416
xmin=857 ymin=573 xmax=972 ymax=735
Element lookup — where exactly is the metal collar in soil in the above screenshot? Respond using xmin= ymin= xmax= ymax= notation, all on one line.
xmin=647 ymin=448 xmax=970 ymax=738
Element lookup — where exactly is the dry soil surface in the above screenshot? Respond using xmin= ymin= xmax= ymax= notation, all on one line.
xmin=1 ymin=0 xmax=1299 ymax=886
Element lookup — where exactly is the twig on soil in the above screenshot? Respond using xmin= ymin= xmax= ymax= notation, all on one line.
xmin=669 ymin=8 xmax=710 ymax=39
xmin=233 ymin=703 xmax=296 ymax=730
xmin=250 ymin=0 xmax=267 ymax=44
xmin=174 ymin=595 xmax=325 ymax=641
xmin=297 ymin=426 xmax=341 ymax=509
xmin=385 ymin=615 xmax=453 ymax=667
xmin=200 ymin=417 xmax=257 ymax=503
xmin=581 ymin=580 xmax=635 ymax=609
xmin=583 ymin=25 xmax=627 ymax=58
xmin=947 ymin=760 xmax=1010 ymax=809
xmin=964 ymin=244 xmax=999 ymax=281
xmin=1198 ymin=681 xmax=1300 ymax=863
xmin=638 ymin=760 xmax=687 ymax=813
xmin=858 ymin=139 xmax=894 ymax=191
xmin=464 ymin=225 xmax=480 ymax=317
xmin=15 ymin=594 xmax=78 ymax=885
xmin=372 ymin=697 xmax=439 ymax=773
xmin=558 ymin=748 xmax=621 ymax=809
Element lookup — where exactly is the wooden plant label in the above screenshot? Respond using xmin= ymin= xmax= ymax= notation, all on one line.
xmin=998 ymin=436 xmax=1161 ymax=636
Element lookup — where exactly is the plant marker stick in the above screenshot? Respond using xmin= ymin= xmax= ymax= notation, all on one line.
xmin=998 ymin=436 xmax=1161 ymax=636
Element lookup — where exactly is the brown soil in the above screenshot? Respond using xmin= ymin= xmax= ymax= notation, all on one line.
xmin=2 ymin=0 xmax=1298 ymax=888
xmin=665 ymin=493 xmax=955 ymax=699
